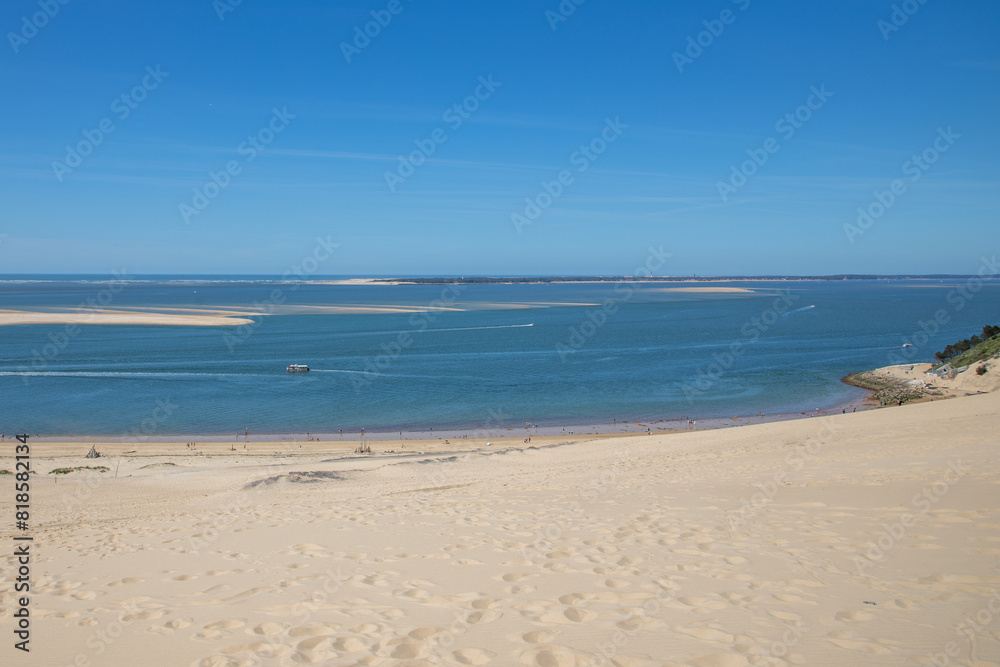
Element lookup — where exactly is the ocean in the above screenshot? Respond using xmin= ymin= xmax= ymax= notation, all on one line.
xmin=1 ymin=276 xmax=998 ymax=437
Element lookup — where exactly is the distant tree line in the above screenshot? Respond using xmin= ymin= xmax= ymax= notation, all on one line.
xmin=935 ymin=324 xmax=1000 ymax=362
xmin=381 ymin=275 xmax=993 ymax=285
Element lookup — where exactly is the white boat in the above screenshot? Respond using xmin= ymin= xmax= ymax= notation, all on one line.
xmin=286 ymin=364 xmax=309 ymax=373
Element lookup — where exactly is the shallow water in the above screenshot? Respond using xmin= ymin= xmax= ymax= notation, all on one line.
xmin=1 ymin=276 xmax=997 ymax=435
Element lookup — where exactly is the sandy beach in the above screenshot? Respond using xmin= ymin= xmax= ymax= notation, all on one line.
xmin=2 ymin=378 xmax=999 ymax=666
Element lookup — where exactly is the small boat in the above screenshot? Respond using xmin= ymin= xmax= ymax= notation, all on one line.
xmin=902 ymin=343 xmax=913 ymax=348
xmin=286 ymin=364 xmax=309 ymax=373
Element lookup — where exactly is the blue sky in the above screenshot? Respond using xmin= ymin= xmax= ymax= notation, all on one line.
xmin=1 ymin=0 xmax=997 ymax=275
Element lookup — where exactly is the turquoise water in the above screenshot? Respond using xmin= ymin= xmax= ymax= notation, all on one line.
xmin=1 ymin=277 xmax=998 ymax=436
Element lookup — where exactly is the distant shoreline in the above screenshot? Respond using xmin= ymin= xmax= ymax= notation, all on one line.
xmin=1 ymin=274 xmax=997 ymax=285
xmin=314 ymin=275 xmax=993 ymax=286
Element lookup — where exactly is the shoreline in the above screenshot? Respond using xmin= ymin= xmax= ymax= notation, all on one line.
xmin=16 ymin=357 xmax=999 ymax=445
xmin=18 ymin=390 xmax=878 ymax=444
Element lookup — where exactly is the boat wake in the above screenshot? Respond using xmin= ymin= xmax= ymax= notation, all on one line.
xmin=783 ymin=305 xmax=816 ymax=316
xmin=423 ymin=323 xmax=534 ymax=334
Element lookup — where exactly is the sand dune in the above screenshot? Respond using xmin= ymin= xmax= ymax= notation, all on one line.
xmin=2 ymin=393 xmax=999 ymax=665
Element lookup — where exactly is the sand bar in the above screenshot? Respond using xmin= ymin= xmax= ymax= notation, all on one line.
xmin=0 ymin=309 xmax=255 ymax=328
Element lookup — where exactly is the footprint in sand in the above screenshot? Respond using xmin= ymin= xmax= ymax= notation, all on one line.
xmin=219 ymin=642 xmax=291 ymax=659
xmin=471 ymin=598 xmax=501 ymax=610
xmin=506 ymin=584 xmax=536 ymax=595
xmin=123 ymin=610 xmax=164 ymax=622
xmin=192 ymin=657 xmax=240 ymax=667
xmin=835 ymin=610 xmax=874 ymax=623
xmin=108 ymin=577 xmax=145 ymax=586
xmin=518 ymin=645 xmax=590 ymax=666
xmin=520 ymin=630 xmax=558 ymax=644
xmin=451 ymin=648 xmax=495 ymax=665
xmin=562 ymin=607 xmax=595 ymax=623
xmin=199 ymin=619 xmax=245 ymax=638
xmin=409 ymin=627 xmax=446 ymax=640
xmin=616 ymin=614 xmax=660 ymax=632
xmin=401 ymin=588 xmax=431 ymax=599
xmin=349 ymin=623 xmax=384 ymax=635
xmin=385 ymin=639 xmax=423 ymax=659
xmin=294 ymin=635 xmax=333 ymax=651
xmin=332 ymin=637 xmax=368 ymax=652
xmin=288 ymin=623 xmax=339 ymax=637
xmin=677 ymin=595 xmax=727 ymax=612
xmin=252 ymin=622 xmax=286 ymax=635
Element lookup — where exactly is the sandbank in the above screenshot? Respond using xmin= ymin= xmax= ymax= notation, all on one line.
xmin=0 ymin=309 xmax=255 ymax=328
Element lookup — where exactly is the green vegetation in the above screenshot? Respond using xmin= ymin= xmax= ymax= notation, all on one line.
xmin=935 ymin=324 xmax=1000 ymax=366
xmin=0 ymin=470 xmax=11 ymax=475
xmin=49 ymin=466 xmax=110 ymax=475
xmin=977 ymin=365 xmax=989 ymax=376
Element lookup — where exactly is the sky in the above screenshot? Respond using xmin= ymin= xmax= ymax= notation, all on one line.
xmin=1 ymin=0 xmax=998 ymax=276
